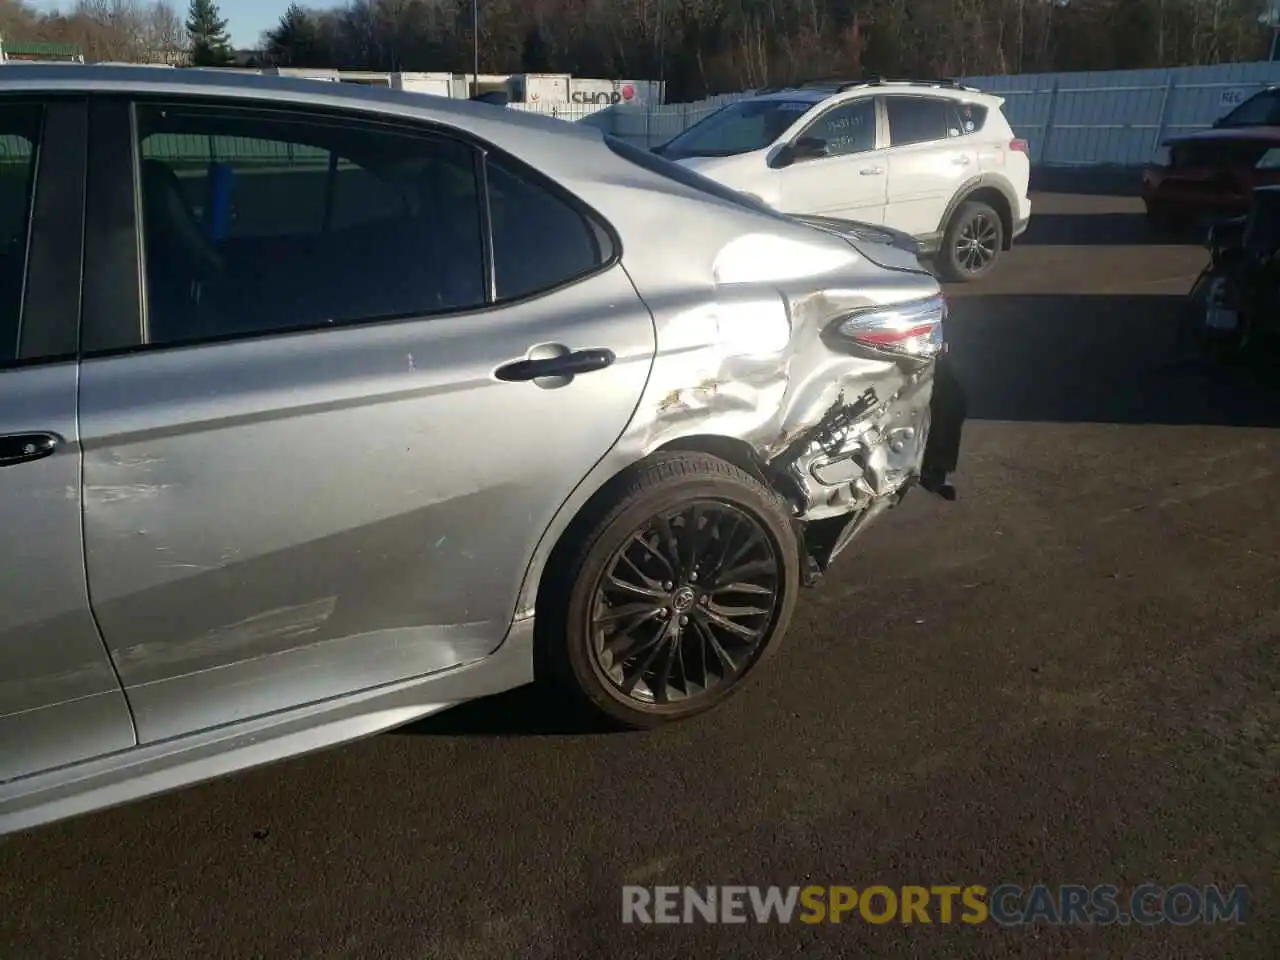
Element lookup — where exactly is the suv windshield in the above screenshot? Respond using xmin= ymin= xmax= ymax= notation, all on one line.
xmin=659 ymin=99 xmax=813 ymax=159
xmin=1218 ymin=90 xmax=1280 ymax=128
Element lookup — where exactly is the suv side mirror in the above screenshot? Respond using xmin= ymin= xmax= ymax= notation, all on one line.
xmin=771 ymin=136 xmax=828 ymax=169
xmin=792 ymin=136 xmax=829 ymax=160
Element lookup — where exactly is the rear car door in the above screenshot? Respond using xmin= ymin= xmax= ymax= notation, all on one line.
xmin=76 ymin=97 xmax=655 ymax=743
xmin=0 ymin=98 xmax=137 ymax=782
xmin=882 ymin=95 xmax=977 ymax=237
xmin=775 ymin=97 xmax=887 ymax=222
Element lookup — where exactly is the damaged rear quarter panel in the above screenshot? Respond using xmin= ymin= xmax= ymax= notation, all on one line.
xmin=603 ymin=190 xmax=942 ymax=519
xmin=513 ymin=161 xmax=942 ymax=614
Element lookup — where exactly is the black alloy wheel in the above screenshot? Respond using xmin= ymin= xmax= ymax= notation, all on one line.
xmin=539 ymin=452 xmax=800 ymax=729
xmin=938 ymin=200 xmax=1004 ymax=282
xmin=589 ymin=500 xmax=781 ymax=706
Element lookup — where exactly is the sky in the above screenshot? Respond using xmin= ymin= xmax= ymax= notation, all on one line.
xmin=25 ymin=0 xmax=291 ymax=48
xmin=207 ymin=0 xmax=289 ymax=47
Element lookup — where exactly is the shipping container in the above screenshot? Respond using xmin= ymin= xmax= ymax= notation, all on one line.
xmin=510 ymin=73 xmax=572 ymax=104
xmin=264 ymin=67 xmax=340 ymax=82
xmin=395 ymin=72 xmax=454 ymax=97
xmin=337 ymin=71 xmax=392 ymax=87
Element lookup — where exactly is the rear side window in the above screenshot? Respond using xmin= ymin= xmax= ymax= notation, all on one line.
xmin=885 ymin=97 xmax=951 ymax=147
xmin=0 ymin=105 xmax=40 ymax=365
xmin=486 ymin=157 xmax=613 ymax=301
xmin=134 ymin=103 xmax=487 ymax=346
xmin=1219 ymin=90 xmax=1280 ymax=128
xmin=947 ymin=102 xmax=989 ymax=137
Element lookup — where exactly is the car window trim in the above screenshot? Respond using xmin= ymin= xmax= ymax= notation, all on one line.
xmin=0 ymin=96 xmax=87 ymax=368
xmin=80 ymin=96 xmax=145 ymax=356
xmin=474 ymin=147 xmax=497 ymax=303
xmin=883 ymin=94 xmax=952 ymax=149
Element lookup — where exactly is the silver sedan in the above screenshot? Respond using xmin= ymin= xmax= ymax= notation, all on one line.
xmin=0 ymin=65 xmax=959 ymax=835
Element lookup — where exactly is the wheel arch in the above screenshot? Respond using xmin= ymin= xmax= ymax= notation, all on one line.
xmin=522 ymin=434 xmax=804 ymax=648
xmin=938 ymin=176 xmax=1017 ymax=251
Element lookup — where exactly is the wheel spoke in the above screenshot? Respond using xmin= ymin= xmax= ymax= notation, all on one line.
xmin=617 ymin=552 xmax=663 ymax=592
xmin=713 ymin=558 xmax=776 ymax=588
xmin=682 ymin=502 xmax=712 ymax=575
xmin=707 ymin=600 xmax=770 ymax=620
xmin=691 ymin=616 xmax=739 ymax=675
xmin=716 ymin=521 xmax=761 ymax=578
xmin=631 ymin=532 xmax=674 ymax=579
xmin=650 ymin=636 xmax=678 ymax=703
xmin=594 ymin=601 xmax=662 ymax=625
xmin=712 ymin=581 xmax=773 ymax=597
xmin=652 ymin=514 xmax=683 ymax=579
xmin=619 ymin=630 xmax=670 ymax=694
xmin=695 ymin=606 xmax=758 ymax=641
xmin=605 ymin=624 xmax=664 ymax=664
xmin=603 ymin=573 xmax=665 ymax=604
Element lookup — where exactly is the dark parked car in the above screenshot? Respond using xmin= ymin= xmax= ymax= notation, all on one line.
xmin=1143 ymin=86 xmax=1280 ymax=232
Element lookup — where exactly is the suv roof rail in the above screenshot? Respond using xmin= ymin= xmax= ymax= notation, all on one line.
xmin=750 ymin=76 xmax=983 ymax=97
xmin=825 ymin=76 xmax=981 ymax=93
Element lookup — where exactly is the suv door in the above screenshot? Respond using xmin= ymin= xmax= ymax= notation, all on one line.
xmin=76 ymin=97 xmax=655 ymax=743
xmin=774 ymin=97 xmax=887 ymax=222
xmin=0 ymin=99 xmax=136 ymax=782
xmin=882 ymin=95 xmax=978 ymax=237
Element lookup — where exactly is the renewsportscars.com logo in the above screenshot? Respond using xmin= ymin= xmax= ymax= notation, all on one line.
xmin=621 ymin=884 xmax=1249 ymax=926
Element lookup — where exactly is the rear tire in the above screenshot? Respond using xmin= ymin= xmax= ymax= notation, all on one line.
xmin=537 ymin=452 xmax=800 ymax=730
xmin=937 ymin=201 xmax=1004 ymax=283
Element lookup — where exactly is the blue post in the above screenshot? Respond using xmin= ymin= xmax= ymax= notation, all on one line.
xmin=206 ymin=162 xmax=234 ymax=240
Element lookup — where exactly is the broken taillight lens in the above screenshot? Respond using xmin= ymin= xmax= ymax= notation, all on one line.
xmin=828 ymin=294 xmax=947 ymax=359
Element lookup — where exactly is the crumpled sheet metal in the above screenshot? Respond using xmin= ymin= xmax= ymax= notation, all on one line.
xmin=634 ymin=278 xmax=938 ymax=519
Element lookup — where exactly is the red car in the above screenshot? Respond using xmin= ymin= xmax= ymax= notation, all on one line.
xmin=1143 ymin=86 xmax=1280 ymax=232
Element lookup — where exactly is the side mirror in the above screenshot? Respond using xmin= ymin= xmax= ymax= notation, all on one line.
xmin=793 ymin=136 xmax=829 ymax=160
xmin=771 ymin=137 xmax=828 ymax=169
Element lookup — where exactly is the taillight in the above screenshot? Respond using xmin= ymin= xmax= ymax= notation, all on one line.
xmin=827 ymin=294 xmax=946 ymax=359
xmin=1009 ymin=138 xmax=1029 ymax=154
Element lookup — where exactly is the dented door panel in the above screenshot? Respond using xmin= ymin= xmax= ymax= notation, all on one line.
xmin=78 ymin=266 xmax=655 ymax=743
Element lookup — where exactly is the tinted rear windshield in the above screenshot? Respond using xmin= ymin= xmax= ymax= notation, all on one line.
xmin=657 ymin=99 xmax=813 ymax=158
xmin=1217 ymin=90 xmax=1280 ymax=128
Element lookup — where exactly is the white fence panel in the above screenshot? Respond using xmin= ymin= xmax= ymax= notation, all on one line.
xmin=964 ymin=60 xmax=1280 ymax=165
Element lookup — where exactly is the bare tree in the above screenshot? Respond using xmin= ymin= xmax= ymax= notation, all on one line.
xmin=10 ymin=0 xmax=1270 ymax=97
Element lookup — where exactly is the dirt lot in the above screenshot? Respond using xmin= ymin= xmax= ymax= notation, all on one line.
xmin=1 ymin=175 xmax=1278 ymax=959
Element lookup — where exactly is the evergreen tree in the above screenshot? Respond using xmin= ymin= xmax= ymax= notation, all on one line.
xmin=186 ymin=0 xmax=233 ymax=67
xmin=266 ymin=4 xmax=321 ymax=68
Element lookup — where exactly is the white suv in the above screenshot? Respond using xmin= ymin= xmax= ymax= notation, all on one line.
xmin=654 ymin=79 xmax=1032 ymax=282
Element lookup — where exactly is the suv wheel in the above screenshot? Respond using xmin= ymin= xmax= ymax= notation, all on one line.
xmin=539 ymin=452 xmax=800 ymax=730
xmin=938 ymin=200 xmax=1004 ymax=282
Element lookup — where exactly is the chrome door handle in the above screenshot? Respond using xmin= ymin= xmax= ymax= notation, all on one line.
xmin=859 ymin=167 xmax=884 ymax=176
xmin=951 ymin=155 xmax=971 ymax=166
